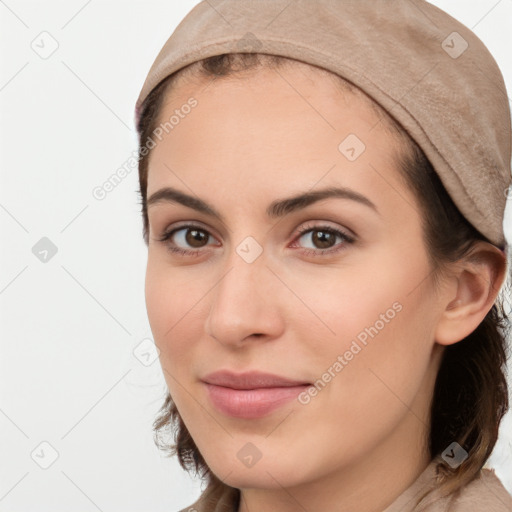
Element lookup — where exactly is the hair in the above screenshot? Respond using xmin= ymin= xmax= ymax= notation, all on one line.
xmin=135 ymin=53 xmax=511 ymax=504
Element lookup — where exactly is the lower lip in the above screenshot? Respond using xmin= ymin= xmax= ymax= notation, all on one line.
xmin=204 ymin=383 xmax=311 ymax=419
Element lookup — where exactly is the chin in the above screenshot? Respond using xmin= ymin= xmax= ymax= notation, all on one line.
xmin=207 ymin=453 xmax=310 ymax=490
xmin=222 ymin=468 xmax=298 ymax=490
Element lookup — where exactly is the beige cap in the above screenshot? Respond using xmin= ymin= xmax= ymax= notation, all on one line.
xmin=135 ymin=0 xmax=512 ymax=249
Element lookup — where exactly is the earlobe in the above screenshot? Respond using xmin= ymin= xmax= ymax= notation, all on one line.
xmin=434 ymin=242 xmax=507 ymax=347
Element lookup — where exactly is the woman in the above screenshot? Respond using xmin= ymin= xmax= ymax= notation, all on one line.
xmin=134 ymin=1 xmax=512 ymax=510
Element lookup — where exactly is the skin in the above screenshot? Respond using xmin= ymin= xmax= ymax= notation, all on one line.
xmin=144 ymin=62 xmax=506 ymax=512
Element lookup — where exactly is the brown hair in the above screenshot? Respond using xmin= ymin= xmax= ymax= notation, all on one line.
xmin=136 ymin=53 xmax=511 ymax=502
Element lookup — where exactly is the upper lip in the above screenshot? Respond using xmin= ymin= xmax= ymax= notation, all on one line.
xmin=202 ymin=370 xmax=311 ymax=390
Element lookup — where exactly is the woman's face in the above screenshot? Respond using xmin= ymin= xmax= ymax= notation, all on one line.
xmin=145 ymin=63 xmax=446 ymax=491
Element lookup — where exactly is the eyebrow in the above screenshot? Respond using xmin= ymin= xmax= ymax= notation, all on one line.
xmin=146 ymin=185 xmax=380 ymax=222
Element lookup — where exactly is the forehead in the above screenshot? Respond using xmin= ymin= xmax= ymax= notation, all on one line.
xmin=160 ymin=60 xmax=377 ymax=122
xmin=146 ymin=63 xmax=409 ymax=212
xmin=160 ymin=58 xmax=401 ymax=135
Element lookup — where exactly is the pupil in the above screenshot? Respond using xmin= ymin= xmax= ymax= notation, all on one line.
xmin=186 ymin=229 xmax=207 ymax=247
xmin=314 ymin=230 xmax=334 ymax=249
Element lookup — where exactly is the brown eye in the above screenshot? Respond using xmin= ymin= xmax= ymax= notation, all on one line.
xmin=293 ymin=224 xmax=356 ymax=257
xmin=157 ymin=224 xmax=219 ymax=256
xmin=307 ymin=229 xmax=337 ymax=249
xmin=183 ymin=228 xmax=209 ymax=248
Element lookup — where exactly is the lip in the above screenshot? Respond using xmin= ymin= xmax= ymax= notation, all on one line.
xmin=202 ymin=370 xmax=311 ymax=389
xmin=202 ymin=370 xmax=312 ymax=419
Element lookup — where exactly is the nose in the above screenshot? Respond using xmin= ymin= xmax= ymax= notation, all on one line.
xmin=204 ymin=249 xmax=285 ymax=348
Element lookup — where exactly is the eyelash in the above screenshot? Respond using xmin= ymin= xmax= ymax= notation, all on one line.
xmin=156 ymin=222 xmax=356 ymax=258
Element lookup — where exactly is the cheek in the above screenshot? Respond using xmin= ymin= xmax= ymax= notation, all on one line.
xmin=282 ymin=249 xmax=427 ymax=354
xmin=144 ymin=257 xmax=203 ymax=367
xmin=290 ymin=244 xmax=436 ymax=405
xmin=288 ymin=285 xmax=436 ymax=471
xmin=145 ymin=259 xmax=172 ymax=341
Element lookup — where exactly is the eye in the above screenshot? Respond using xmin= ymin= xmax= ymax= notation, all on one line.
xmin=156 ymin=221 xmax=355 ymax=258
xmin=157 ymin=224 xmax=219 ymax=257
xmin=291 ymin=223 xmax=355 ymax=256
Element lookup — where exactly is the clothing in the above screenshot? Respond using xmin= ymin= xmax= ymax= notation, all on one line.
xmin=135 ymin=0 xmax=512 ymax=250
xmin=178 ymin=458 xmax=512 ymax=511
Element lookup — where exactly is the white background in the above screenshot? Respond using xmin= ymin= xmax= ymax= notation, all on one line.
xmin=0 ymin=1 xmax=511 ymax=510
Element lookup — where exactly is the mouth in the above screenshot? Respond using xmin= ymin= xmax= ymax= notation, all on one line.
xmin=202 ymin=369 xmax=311 ymax=389
xmin=202 ymin=370 xmax=312 ymax=419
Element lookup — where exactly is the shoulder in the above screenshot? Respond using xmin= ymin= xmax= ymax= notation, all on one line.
xmin=384 ymin=460 xmax=511 ymax=512
xmin=445 ymin=468 xmax=512 ymax=512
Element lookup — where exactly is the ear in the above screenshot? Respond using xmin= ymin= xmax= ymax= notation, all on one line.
xmin=434 ymin=241 xmax=507 ymax=346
